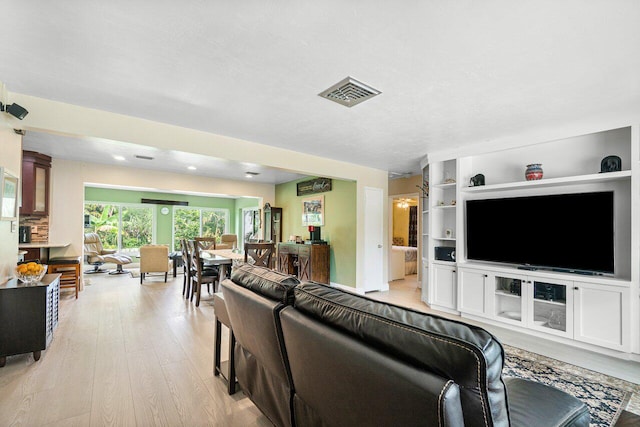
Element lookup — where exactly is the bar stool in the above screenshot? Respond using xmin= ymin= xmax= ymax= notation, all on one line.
xmin=213 ymin=292 xmax=237 ymax=394
xmin=48 ymin=256 xmax=81 ymax=299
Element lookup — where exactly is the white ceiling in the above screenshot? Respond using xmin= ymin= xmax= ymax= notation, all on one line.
xmin=3 ymin=1 xmax=640 ymax=178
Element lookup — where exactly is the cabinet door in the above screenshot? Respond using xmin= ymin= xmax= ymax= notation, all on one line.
xmin=33 ymin=165 xmax=49 ymax=214
xmin=432 ymin=264 xmax=456 ymax=310
xmin=527 ymin=276 xmax=573 ymax=339
xmin=458 ymin=268 xmax=489 ymax=316
xmin=574 ymin=282 xmax=630 ymax=351
xmin=491 ymin=273 xmax=527 ymax=326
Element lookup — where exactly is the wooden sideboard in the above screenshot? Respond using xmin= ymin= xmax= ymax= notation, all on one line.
xmin=0 ymin=274 xmax=61 ymax=367
xmin=277 ymin=243 xmax=330 ymax=284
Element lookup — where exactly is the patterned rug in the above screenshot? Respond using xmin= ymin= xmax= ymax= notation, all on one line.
xmin=504 ymin=344 xmax=640 ymax=427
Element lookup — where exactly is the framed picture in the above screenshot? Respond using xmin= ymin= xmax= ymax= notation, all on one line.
xmin=301 ymin=195 xmax=324 ymax=226
xmin=0 ymin=168 xmax=19 ymax=221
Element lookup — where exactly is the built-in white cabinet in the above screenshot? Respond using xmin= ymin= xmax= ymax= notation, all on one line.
xmin=420 ymin=124 xmax=639 ymax=355
xmin=458 ymin=265 xmax=631 ymax=351
xmin=432 ymin=263 xmax=457 ymax=311
xmin=573 ymin=282 xmax=630 ymax=351
xmin=457 ymin=268 xmax=489 ymax=316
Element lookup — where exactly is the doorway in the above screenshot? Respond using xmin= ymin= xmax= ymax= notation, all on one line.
xmin=388 ymin=193 xmax=419 ymax=283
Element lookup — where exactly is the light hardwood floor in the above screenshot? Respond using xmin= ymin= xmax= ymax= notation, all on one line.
xmin=0 ymin=272 xmax=271 ymax=427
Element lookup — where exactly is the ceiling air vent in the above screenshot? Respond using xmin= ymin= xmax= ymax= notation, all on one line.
xmin=318 ymin=76 xmax=381 ymax=108
xmin=135 ymin=155 xmax=154 ymax=160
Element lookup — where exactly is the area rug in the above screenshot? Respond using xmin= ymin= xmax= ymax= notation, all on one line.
xmin=503 ymin=344 xmax=640 ymax=427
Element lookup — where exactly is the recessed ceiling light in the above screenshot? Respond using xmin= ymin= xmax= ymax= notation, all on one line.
xmin=245 ymin=171 xmax=260 ymax=178
xmin=113 ymin=155 xmax=125 ymax=161
xmin=188 ymin=166 xmax=197 ymax=170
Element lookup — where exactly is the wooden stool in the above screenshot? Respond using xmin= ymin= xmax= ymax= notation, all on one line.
xmin=48 ymin=257 xmax=81 ymax=299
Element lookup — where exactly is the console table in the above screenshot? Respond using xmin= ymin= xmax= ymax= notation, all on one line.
xmin=277 ymin=243 xmax=330 ymax=284
xmin=0 ymin=274 xmax=61 ymax=367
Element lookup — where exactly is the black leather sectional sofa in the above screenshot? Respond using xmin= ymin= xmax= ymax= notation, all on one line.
xmin=221 ymin=264 xmax=590 ymax=427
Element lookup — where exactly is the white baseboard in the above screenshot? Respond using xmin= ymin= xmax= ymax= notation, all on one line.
xmin=330 ymin=282 xmax=365 ymax=295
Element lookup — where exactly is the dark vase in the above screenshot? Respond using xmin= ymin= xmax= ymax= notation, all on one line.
xmin=525 ymin=164 xmax=543 ymax=181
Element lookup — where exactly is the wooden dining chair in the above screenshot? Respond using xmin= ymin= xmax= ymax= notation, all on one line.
xmin=244 ymin=242 xmax=275 ymax=269
xmin=195 ymin=236 xmax=217 ymax=251
xmin=180 ymin=239 xmax=192 ymax=298
xmin=189 ymin=240 xmax=219 ymax=307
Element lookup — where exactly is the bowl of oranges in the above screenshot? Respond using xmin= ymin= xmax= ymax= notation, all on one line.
xmin=16 ymin=262 xmax=47 ymax=284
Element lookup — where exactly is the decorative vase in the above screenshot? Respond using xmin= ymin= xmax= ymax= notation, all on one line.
xmin=525 ymin=164 xmax=543 ymax=181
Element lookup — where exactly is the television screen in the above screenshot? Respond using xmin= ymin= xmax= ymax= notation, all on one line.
xmin=466 ymin=191 xmax=614 ymax=274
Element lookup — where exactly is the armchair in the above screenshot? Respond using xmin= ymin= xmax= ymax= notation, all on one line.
xmin=216 ymin=234 xmax=238 ymax=250
xmin=83 ymin=233 xmax=132 ymax=275
xmin=139 ymin=244 xmax=170 ymax=284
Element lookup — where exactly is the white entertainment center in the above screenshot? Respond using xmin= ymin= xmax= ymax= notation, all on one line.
xmin=420 ymin=124 xmax=639 ymax=356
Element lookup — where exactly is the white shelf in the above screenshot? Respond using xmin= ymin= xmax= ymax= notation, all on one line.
xmin=433 ymin=237 xmax=455 ymax=241
xmin=495 ymin=290 xmax=521 ymax=299
xmin=422 ymin=233 xmax=429 ymax=236
xmin=433 ymin=205 xmax=456 ymax=209
xmin=460 ymin=170 xmax=631 ymax=193
xmin=533 ymin=298 xmax=567 ymax=306
xmin=422 ymin=210 xmax=429 ymax=214
xmin=433 ymin=182 xmax=457 ymax=189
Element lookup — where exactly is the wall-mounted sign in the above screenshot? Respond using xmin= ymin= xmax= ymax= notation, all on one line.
xmin=297 ymin=177 xmax=332 ymax=196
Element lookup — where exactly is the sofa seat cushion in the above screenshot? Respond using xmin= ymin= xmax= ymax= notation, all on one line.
xmin=293 ymin=282 xmax=509 ymax=427
xmin=230 ymin=264 xmax=299 ymax=303
xmin=504 ymin=377 xmax=590 ymax=426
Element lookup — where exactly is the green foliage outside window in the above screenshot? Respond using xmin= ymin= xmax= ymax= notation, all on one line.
xmin=84 ymin=203 xmax=153 ymax=251
xmin=173 ymin=208 xmax=227 ymax=249
xmin=84 ymin=203 xmax=119 ymax=249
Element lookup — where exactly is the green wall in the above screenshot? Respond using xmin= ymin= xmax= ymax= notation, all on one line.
xmin=84 ymin=187 xmax=259 ymax=249
xmin=275 ymin=178 xmax=356 ymax=287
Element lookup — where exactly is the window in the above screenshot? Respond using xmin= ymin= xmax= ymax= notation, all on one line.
xmin=173 ymin=207 xmax=229 ymax=250
xmin=84 ymin=202 xmax=154 ymax=255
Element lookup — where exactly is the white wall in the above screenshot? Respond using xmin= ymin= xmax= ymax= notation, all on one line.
xmin=0 ymin=126 xmax=23 ymax=283
xmin=13 ymin=93 xmax=389 ymax=289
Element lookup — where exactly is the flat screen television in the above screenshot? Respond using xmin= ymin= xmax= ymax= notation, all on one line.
xmin=466 ymin=191 xmax=614 ymax=274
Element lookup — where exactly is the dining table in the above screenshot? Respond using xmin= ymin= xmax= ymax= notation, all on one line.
xmin=201 ymin=249 xmax=246 ymax=280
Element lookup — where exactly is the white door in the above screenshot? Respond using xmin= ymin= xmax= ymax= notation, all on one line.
xmin=363 ymin=187 xmax=384 ymax=292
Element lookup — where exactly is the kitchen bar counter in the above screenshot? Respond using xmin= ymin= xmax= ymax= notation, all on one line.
xmin=18 ymin=243 xmax=71 ymax=263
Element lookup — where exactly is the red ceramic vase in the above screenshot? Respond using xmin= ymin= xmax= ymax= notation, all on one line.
xmin=525 ymin=164 xmax=543 ymax=181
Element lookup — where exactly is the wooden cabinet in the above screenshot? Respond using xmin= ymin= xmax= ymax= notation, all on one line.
xmin=277 ymin=243 xmax=330 ymax=284
xmin=0 ymin=274 xmax=60 ymax=367
xmin=263 ymin=204 xmax=283 ymax=244
xmin=21 ymin=151 xmax=51 ymax=216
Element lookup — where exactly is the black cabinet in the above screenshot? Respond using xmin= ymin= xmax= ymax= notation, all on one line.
xmin=0 ymin=274 xmax=60 ymax=366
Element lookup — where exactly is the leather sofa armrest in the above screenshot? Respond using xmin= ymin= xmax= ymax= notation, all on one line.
xmin=101 ymin=249 xmax=117 ymax=255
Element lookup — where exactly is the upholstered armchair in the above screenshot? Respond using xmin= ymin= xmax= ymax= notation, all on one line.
xmin=139 ymin=244 xmax=170 ymax=284
xmin=216 ymin=234 xmax=238 ymax=250
xmin=83 ymin=233 xmax=132 ymax=274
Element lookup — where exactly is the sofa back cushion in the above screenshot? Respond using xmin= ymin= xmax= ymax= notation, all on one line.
xmin=292 ymin=282 xmax=509 ymax=427
xmin=280 ymin=305 xmax=465 ymax=427
xmin=230 ymin=263 xmax=298 ymax=303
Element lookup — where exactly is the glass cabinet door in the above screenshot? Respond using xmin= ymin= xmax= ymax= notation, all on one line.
xmin=528 ymin=279 xmax=573 ymax=338
xmin=493 ymin=274 xmax=526 ymax=325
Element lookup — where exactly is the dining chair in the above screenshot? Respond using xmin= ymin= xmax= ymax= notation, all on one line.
xmin=180 ymin=239 xmax=192 ymax=298
xmin=189 ymin=239 xmax=219 ymax=307
xmin=195 ymin=236 xmax=217 ymax=251
xmin=244 ymin=242 xmax=275 ymax=269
